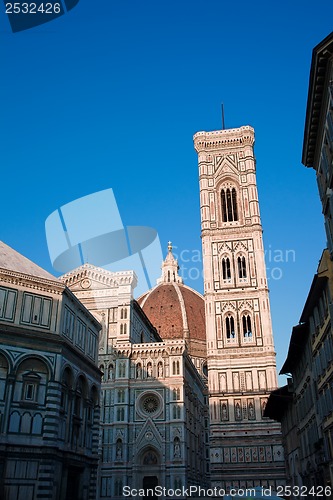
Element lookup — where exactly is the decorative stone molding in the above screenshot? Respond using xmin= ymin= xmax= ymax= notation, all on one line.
xmin=194 ymin=126 xmax=255 ymax=152
xmin=61 ymin=264 xmax=137 ymax=290
xmin=0 ymin=269 xmax=64 ymax=295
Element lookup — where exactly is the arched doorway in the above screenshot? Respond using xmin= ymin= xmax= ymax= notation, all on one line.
xmin=142 ymin=476 xmax=158 ymax=497
xmin=138 ymin=448 xmax=161 ymax=499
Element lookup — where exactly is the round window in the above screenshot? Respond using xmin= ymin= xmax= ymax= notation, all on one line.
xmin=142 ymin=395 xmax=159 ymax=414
xmin=137 ymin=391 xmax=163 ymax=418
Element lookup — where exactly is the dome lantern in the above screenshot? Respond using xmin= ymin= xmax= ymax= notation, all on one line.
xmin=157 ymin=241 xmax=183 ymax=285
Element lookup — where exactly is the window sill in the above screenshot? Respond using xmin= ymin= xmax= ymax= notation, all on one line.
xmin=19 ymin=400 xmax=39 ymax=408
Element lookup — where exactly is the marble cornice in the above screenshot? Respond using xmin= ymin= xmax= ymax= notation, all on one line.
xmin=194 ymin=126 xmax=255 ymax=152
xmin=200 ymin=224 xmax=263 ymax=238
xmin=0 ymin=268 xmax=64 ymax=295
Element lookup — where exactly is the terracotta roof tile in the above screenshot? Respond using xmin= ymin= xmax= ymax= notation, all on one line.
xmin=138 ymin=282 xmax=206 ymax=342
xmin=0 ymin=241 xmax=57 ymax=281
xmin=180 ymin=287 xmax=206 ymax=341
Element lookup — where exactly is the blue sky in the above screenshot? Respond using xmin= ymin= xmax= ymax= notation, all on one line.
xmin=0 ymin=0 xmax=332 ymax=378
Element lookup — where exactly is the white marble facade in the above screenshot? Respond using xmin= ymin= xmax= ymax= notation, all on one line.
xmin=61 ymin=264 xmax=209 ymax=499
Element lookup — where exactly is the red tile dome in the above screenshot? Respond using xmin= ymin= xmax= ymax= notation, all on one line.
xmin=138 ymin=282 xmax=205 ymax=342
xmin=137 ymin=242 xmax=206 ymax=343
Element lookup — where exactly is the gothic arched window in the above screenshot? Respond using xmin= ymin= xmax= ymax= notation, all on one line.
xmin=116 ymin=438 xmax=123 ymax=460
xmin=221 ymin=188 xmax=238 ymax=222
xmin=226 ymin=315 xmax=235 ymax=339
xmin=242 ymin=314 xmax=252 ymax=338
xmin=118 ymin=362 xmax=126 ymax=378
xmin=173 ymin=405 xmax=181 ymax=419
xmin=172 ymin=361 xmax=180 ymax=375
xmin=232 ymin=188 xmax=238 ymax=220
xmin=221 ymin=189 xmax=227 ymax=222
xmin=116 ymin=407 xmax=125 ymax=421
xmin=118 ymin=389 xmax=125 ymax=403
xmin=237 ymin=256 xmax=247 ymax=279
xmin=222 ymin=257 xmax=231 ymax=280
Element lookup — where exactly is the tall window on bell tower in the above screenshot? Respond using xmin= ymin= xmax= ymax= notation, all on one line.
xmin=225 ymin=315 xmax=235 ymax=341
xmin=237 ymin=256 xmax=247 ymax=279
xmin=221 ymin=188 xmax=238 ymax=222
xmin=222 ymin=257 xmax=231 ymax=280
xmin=242 ymin=314 xmax=252 ymax=339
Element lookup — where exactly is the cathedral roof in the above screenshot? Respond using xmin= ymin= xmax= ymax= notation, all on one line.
xmin=137 ymin=243 xmax=206 ymax=343
xmin=0 ymin=241 xmax=57 ymax=281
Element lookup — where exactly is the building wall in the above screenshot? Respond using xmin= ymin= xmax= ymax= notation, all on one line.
xmin=0 ymin=268 xmax=101 ymax=500
xmin=293 ymin=335 xmax=321 ymax=487
xmin=309 ymin=252 xmax=333 ymax=486
xmin=302 ymin=33 xmax=333 ymax=487
xmin=302 ymin=33 xmax=333 ymax=256
xmin=279 ymin=395 xmax=301 ymax=489
xmin=267 ymin=250 xmax=333 ymax=490
xmin=314 ymin=72 xmax=333 ymax=255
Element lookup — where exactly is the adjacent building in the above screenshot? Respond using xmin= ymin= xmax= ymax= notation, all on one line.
xmin=193 ymin=125 xmax=285 ymax=490
xmin=265 ymin=31 xmax=333 ymax=492
xmin=302 ymin=31 xmax=333 ymax=255
xmin=266 ymin=249 xmax=333 ymax=489
xmin=60 ymin=247 xmax=209 ymax=499
xmin=0 ymin=238 xmax=209 ymax=500
xmin=0 ymin=241 xmax=101 ymax=500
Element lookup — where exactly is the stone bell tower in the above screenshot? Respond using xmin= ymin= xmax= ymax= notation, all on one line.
xmin=193 ymin=126 xmax=285 ymax=490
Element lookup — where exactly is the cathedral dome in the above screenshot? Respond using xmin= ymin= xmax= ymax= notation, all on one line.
xmin=137 ymin=243 xmax=206 ymax=343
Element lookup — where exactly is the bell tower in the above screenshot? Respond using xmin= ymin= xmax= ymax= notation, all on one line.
xmin=194 ymin=126 xmax=285 ymax=490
